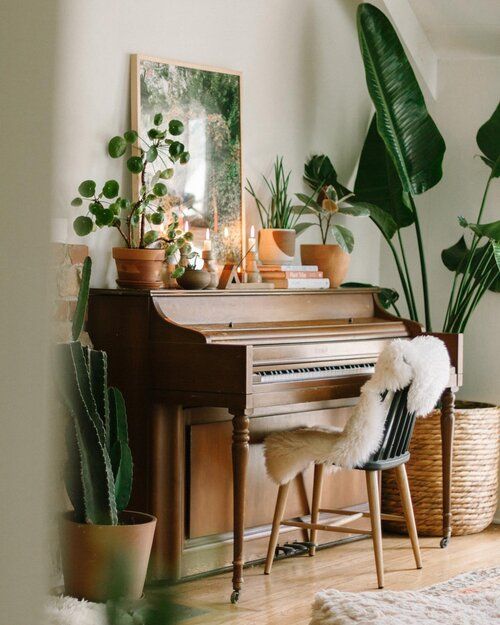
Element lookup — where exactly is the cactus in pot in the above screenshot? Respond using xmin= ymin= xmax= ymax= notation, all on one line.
xmin=56 ymin=257 xmax=156 ymax=602
xmin=56 ymin=256 xmax=133 ymax=524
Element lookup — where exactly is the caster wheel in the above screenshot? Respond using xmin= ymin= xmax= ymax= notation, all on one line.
xmin=440 ymin=537 xmax=449 ymax=548
xmin=230 ymin=590 xmax=240 ymax=604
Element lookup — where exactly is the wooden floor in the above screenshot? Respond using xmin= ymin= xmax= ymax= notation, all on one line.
xmin=170 ymin=526 xmax=499 ymax=625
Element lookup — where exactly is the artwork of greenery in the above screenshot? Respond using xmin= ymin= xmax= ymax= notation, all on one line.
xmin=132 ymin=55 xmax=242 ymax=262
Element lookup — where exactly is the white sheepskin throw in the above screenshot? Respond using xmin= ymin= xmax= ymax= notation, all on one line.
xmin=264 ymin=336 xmax=450 ymax=485
xmin=310 ymin=567 xmax=500 ymax=625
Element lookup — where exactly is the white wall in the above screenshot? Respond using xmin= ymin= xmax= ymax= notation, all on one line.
xmin=54 ymin=0 xmax=380 ymax=288
xmin=0 ymin=1 xmax=57 ymax=623
xmin=379 ymin=57 xmax=500 ymax=517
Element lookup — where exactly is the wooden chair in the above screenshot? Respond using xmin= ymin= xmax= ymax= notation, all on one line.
xmin=264 ymin=386 xmax=422 ymax=588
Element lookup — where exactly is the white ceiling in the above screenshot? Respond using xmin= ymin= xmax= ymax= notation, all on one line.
xmin=408 ymin=0 xmax=500 ymax=58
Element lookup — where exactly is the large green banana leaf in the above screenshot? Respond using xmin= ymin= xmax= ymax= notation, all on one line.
xmin=357 ymin=3 xmax=446 ymax=196
xmin=476 ymin=102 xmax=500 ymax=177
xmin=355 ymin=115 xmax=414 ymax=237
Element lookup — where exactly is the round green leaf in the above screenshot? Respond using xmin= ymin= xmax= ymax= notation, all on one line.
xmin=153 ymin=113 xmax=163 ymax=126
xmin=169 ymin=120 xmax=184 ymax=136
xmin=102 ymin=179 xmax=119 ymax=199
xmin=108 ymin=136 xmax=127 ymax=158
xmin=146 ymin=146 xmax=158 ymax=163
xmin=110 ymin=203 xmax=120 ymax=216
xmin=78 ymin=180 xmax=96 ymax=198
xmin=127 ymin=156 xmax=144 ymax=174
xmin=180 ymin=151 xmax=190 ymax=164
xmin=120 ymin=198 xmax=131 ymax=210
xmin=71 ymin=197 xmax=83 ymax=207
xmin=171 ymin=266 xmax=185 ymax=279
xmin=95 ymin=208 xmax=114 ymax=227
xmin=165 ymin=243 xmax=177 ymax=256
xmin=153 ymin=182 xmax=168 ymax=197
xmin=124 ymin=130 xmax=138 ymax=144
xmin=147 ymin=128 xmax=166 ymax=140
xmin=143 ymin=230 xmax=160 ymax=246
xmin=151 ymin=212 xmax=165 ymax=225
xmin=160 ymin=168 xmax=174 ymax=179
xmin=89 ymin=201 xmax=102 ymax=215
xmin=131 ymin=213 xmax=140 ymax=225
xmin=73 ymin=216 xmax=93 ymax=236
xmin=169 ymin=141 xmax=184 ymax=159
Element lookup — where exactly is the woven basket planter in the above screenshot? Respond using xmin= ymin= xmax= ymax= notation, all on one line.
xmin=382 ymin=401 xmax=500 ymax=536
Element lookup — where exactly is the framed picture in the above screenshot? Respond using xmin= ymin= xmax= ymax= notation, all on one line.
xmin=131 ymin=54 xmax=244 ymax=263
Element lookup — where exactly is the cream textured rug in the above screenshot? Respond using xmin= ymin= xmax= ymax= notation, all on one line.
xmin=310 ymin=568 xmax=500 ymax=625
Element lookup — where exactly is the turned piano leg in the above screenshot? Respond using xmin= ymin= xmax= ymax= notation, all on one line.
xmin=230 ymin=410 xmax=251 ymax=604
xmin=440 ymin=388 xmax=455 ymax=548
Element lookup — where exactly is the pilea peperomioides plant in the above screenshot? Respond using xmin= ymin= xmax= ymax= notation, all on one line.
xmin=56 ymin=257 xmax=133 ymax=524
xmin=71 ymin=113 xmax=193 ymax=276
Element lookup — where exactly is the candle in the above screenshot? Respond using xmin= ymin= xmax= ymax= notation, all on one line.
xmin=248 ymin=225 xmax=256 ymax=250
xmin=203 ymin=228 xmax=212 ymax=251
xmin=184 ymin=220 xmax=189 ymax=233
xmin=223 ymin=226 xmax=229 ymax=240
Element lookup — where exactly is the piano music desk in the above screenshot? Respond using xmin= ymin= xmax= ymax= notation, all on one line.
xmin=87 ymin=288 xmax=462 ymax=602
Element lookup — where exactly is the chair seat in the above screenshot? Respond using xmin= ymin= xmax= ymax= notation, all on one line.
xmin=358 ymin=452 xmax=410 ymax=472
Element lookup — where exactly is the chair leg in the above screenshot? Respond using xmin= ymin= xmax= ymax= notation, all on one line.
xmin=366 ymin=470 xmax=384 ymax=589
xmin=395 ymin=464 xmax=422 ymax=569
xmin=264 ymin=482 xmax=290 ymax=575
xmin=309 ymin=464 xmax=325 ymax=556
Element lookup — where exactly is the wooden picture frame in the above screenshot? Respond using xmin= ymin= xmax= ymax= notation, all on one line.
xmin=131 ymin=54 xmax=245 ymax=263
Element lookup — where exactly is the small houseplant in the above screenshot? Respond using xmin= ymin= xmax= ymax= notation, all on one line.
xmin=245 ymin=156 xmax=307 ymax=265
xmin=71 ymin=114 xmax=193 ymax=288
xmin=176 ymin=252 xmax=210 ymax=290
xmin=296 ymin=155 xmax=370 ymax=287
xmin=56 ymin=257 xmax=156 ymax=602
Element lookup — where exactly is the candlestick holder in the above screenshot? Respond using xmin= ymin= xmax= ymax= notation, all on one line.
xmin=244 ymin=249 xmax=262 ymax=283
xmin=202 ymin=249 xmax=218 ymax=289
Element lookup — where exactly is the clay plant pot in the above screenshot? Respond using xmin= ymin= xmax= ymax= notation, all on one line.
xmin=60 ymin=510 xmax=156 ymax=603
xmin=300 ymin=243 xmax=350 ymax=288
xmin=112 ymin=247 xmax=165 ymax=289
xmin=258 ymin=228 xmax=296 ymax=265
xmin=176 ymin=268 xmax=211 ymax=290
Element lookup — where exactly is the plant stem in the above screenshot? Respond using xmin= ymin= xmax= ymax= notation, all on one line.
xmin=443 ymin=271 xmax=460 ymax=331
xmin=458 ymin=265 xmax=497 ymax=332
xmin=139 ymin=166 xmax=147 ymax=248
xmin=409 ymin=195 xmax=432 ymax=331
xmin=397 ymin=230 xmax=418 ymax=321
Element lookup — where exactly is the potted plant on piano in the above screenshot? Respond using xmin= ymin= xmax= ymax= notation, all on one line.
xmin=245 ymin=156 xmax=308 ymax=265
xmin=70 ymin=113 xmax=193 ymax=288
xmin=295 ymin=155 xmax=371 ymax=287
xmin=55 ymin=257 xmax=156 ymax=602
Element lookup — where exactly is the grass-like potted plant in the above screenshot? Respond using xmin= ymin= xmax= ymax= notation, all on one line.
xmin=296 ymin=155 xmax=370 ymax=287
xmin=245 ymin=156 xmax=307 ymax=265
xmin=71 ymin=114 xmax=193 ymax=288
xmin=56 ymin=257 xmax=156 ymax=602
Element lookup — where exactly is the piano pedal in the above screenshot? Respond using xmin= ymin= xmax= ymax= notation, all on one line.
xmin=274 ymin=541 xmax=315 ymax=559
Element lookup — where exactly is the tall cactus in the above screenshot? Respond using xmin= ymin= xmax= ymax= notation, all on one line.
xmin=56 ymin=256 xmax=133 ymax=525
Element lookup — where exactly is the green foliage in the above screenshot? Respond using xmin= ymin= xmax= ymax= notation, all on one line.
xmin=476 ymin=103 xmax=500 ymax=177
xmin=295 ymin=157 xmax=370 ymax=248
xmin=245 ymin=156 xmax=305 ymax=231
xmin=71 ymin=114 xmax=190 ymax=255
xmin=71 ymin=256 xmax=91 ymax=341
xmin=357 ymin=3 xmax=445 ymax=196
xmin=56 ymin=272 xmax=134 ymax=525
xmin=342 ymin=282 xmax=400 ymax=313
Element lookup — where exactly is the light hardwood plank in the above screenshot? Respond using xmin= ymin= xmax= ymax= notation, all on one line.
xmin=169 ymin=526 xmax=500 ymax=625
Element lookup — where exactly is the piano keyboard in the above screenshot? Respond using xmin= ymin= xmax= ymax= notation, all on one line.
xmin=253 ymin=362 xmax=376 ymax=384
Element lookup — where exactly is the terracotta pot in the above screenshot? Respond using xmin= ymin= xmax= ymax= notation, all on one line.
xmin=300 ymin=244 xmax=350 ymax=288
xmin=176 ymin=268 xmax=211 ymax=290
xmin=258 ymin=229 xmax=296 ymax=265
xmin=112 ymin=247 xmax=165 ymax=289
xmin=60 ymin=510 xmax=156 ymax=603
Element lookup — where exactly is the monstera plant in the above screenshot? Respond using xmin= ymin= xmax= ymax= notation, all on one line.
xmin=339 ymin=3 xmax=499 ymax=333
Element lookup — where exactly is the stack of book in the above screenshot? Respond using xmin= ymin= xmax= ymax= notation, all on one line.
xmin=258 ymin=265 xmax=330 ymax=289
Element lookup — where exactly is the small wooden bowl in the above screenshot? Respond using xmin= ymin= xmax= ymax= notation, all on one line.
xmin=176 ymin=269 xmax=211 ymax=290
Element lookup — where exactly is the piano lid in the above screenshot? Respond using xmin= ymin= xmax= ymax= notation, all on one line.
xmin=149 ymin=287 xmax=417 ymax=346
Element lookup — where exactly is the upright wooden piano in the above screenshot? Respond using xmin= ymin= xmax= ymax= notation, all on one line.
xmin=88 ymin=287 xmax=462 ymax=602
